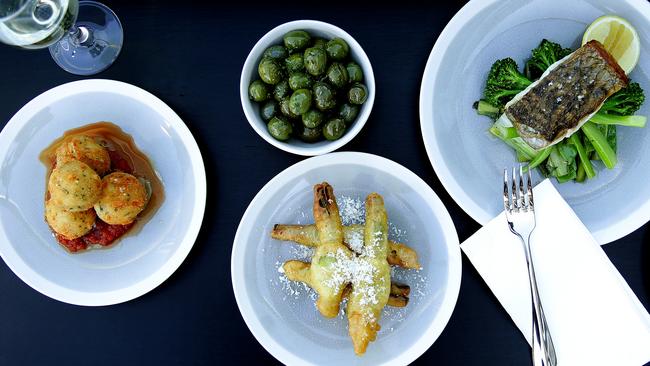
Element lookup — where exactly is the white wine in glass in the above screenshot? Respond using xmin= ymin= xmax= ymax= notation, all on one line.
xmin=0 ymin=0 xmax=123 ymax=75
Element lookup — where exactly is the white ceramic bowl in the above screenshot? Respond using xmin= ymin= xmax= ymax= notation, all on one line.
xmin=419 ymin=0 xmax=650 ymax=244
xmin=240 ymin=20 xmax=375 ymax=156
xmin=231 ymin=152 xmax=461 ymax=365
xmin=0 ymin=79 xmax=206 ymax=306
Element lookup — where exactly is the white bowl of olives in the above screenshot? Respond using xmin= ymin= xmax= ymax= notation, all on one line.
xmin=240 ymin=20 xmax=375 ymax=156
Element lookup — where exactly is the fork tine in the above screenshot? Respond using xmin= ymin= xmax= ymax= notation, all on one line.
xmin=527 ymin=168 xmax=534 ymax=210
xmin=511 ymin=167 xmax=518 ymax=212
xmin=518 ymin=165 xmax=526 ymax=211
xmin=503 ymin=169 xmax=510 ymax=212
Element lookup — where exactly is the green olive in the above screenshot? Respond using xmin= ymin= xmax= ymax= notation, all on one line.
xmin=260 ymin=100 xmax=278 ymax=121
xmin=313 ymin=82 xmax=337 ymax=111
xmin=288 ymin=73 xmax=313 ymax=90
xmin=273 ymin=80 xmax=290 ymax=102
xmin=326 ymin=38 xmax=349 ymax=61
xmin=348 ymin=82 xmax=368 ymax=105
xmin=304 ymin=47 xmax=327 ymax=76
xmin=283 ymin=30 xmax=311 ymax=52
xmin=289 ymin=89 xmax=312 ymax=116
xmin=267 ymin=116 xmax=293 ymax=141
xmin=299 ymin=126 xmax=323 ymax=142
xmin=338 ymin=103 xmax=360 ymax=125
xmin=279 ymin=97 xmax=298 ymax=119
xmin=322 ymin=118 xmax=346 ymax=140
xmin=258 ymin=58 xmax=283 ymax=85
xmin=263 ymin=45 xmax=288 ymax=60
xmin=285 ymin=53 xmax=304 ymax=73
xmin=302 ymin=109 xmax=324 ymax=129
xmin=248 ymin=79 xmax=269 ymax=102
xmin=326 ymin=62 xmax=349 ymax=89
xmin=312 ymin=38 xmax=327 ymax=49
xmin=346 ymin=62 xmax=364 ymax=83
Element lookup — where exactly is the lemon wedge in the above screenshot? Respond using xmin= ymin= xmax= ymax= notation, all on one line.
xmin=582 ymin=15 xmax=640 ymax=74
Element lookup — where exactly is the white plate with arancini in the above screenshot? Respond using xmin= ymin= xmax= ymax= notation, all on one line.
xmin=0 ymin=79 xmax=206 ymax=306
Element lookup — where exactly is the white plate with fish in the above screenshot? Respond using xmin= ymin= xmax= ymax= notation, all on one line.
xmin=419 ymin=0 xmax=650 ymax=244
xmin=0 ymin=80 xmax=206 ymax=305
xmin=231 ymin=152 xmax=461 ymax=365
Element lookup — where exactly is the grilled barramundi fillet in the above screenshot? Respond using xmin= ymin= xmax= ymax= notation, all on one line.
xmin=504 ymin=40 xmax=628 ymax=150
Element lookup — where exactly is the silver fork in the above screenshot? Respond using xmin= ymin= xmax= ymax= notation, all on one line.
xmin=503 ymin=167 xmax=556 ymax=366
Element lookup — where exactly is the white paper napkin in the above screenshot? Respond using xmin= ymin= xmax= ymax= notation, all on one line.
xmin=461 ymin=179 xmax=650 ymax=366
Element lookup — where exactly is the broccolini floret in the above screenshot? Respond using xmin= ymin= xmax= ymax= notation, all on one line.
xmin=599 ymin=82 xmax=645 ymax=116
xmin=524 ymin=39 xmax=573 ymax=79
xmin=482 ymin=58 xmax=532 ymax=109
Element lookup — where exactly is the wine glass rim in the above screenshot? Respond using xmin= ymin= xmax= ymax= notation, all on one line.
xmin=0 ymin=0 xmax=32 ymax=22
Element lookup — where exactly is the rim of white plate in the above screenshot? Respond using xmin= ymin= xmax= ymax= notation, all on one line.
xmin=231 ymin=152 xmax=461 ymax=366
xmin=418 ymin=0 xmax=650 ymax=244
xmin=0 ymin=79 xmax=207 ymax=306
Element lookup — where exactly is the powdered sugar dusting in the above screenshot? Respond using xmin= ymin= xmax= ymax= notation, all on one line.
xmin=290 ymin=243 xmax=314 ymax=261
xmin=275 ymin=260 xmax=318 ymax=302
xmin=339 ymin=195 xmax=365 ymax=225
xmin=322 ymin=248 xmax=355 ymax=292
xmin=344 ymin=229 xmax=364 ymax=254
xmin=392 ymin=266 xmax=428 ymax=299
xmin=364 ymin=230 xmax=385 ymax=258
xmin=389 ymin=222 xmax=408 ymax=243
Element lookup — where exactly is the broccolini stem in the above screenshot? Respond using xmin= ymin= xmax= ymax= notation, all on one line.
xmin=581 ymin=123 xmax=617 ymax=169
xmin=569 ymin=134 xmax=596 ymax=179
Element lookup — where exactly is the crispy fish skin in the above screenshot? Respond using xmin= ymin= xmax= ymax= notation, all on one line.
xmin=270 ymin=224 xmax=421 ymax=269
xmin=505 ymin=40 xmax=628 ymax=149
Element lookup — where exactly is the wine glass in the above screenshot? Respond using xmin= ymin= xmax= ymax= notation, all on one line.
xmin=0 ymin=0 xmax=123 ymax=75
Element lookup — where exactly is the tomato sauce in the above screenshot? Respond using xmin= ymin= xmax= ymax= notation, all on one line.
xmin=56 ymin=221 xmax=135 ymax=253
xmin=40 ymin=122 xmax=164 ymax=253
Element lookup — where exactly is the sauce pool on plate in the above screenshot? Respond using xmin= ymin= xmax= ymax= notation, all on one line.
xmin=40 ymin=122 xmax=164 ymax=253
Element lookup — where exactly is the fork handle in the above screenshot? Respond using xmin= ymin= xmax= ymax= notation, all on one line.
xmin=521 ymin=235 xmax=557 ymax=366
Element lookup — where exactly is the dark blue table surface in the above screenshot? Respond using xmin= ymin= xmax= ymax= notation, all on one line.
xmin=0 ymin=2 xmax=648 ymax=365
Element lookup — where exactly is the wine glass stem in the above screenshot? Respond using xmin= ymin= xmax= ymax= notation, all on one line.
xmin=69 ymin=25 xmax=94 ymax=47
xmin=49 ymin=1 xmax=123 ymax=75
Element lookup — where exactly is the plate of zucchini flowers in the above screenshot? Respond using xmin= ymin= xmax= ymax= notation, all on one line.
xmin=420 ymin=0 xmax=650 ymax=244
xmin=231 ymin=152 xmax=461 ymax=366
